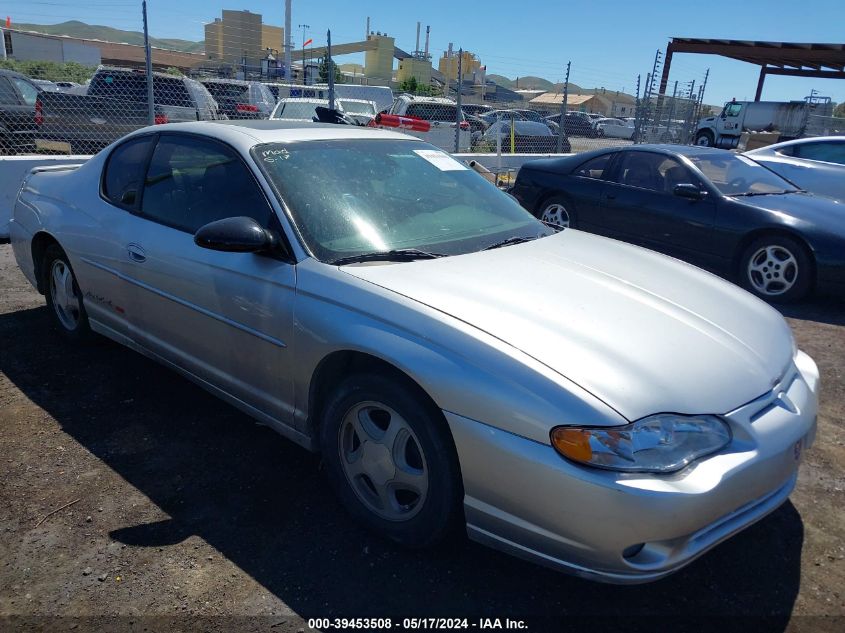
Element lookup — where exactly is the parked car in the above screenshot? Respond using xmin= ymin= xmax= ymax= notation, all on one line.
xmin=461 ymin=103 xmax=493 ymax=117
xmin=0 ymin=69 xmax=42 ymax=153
xmin=271 ymin=98 xmax=344 ymax=122
xmin=267 ymin=83 xmax=394 ymax=113
xmin=480 ymin=120 xmax=569 ymax=153
xmin=546 ymin=112 xmax=598 ymax=137
xmin=594 ymin=117 xmax=635 ymax=140
xmin=511 ymin=144 xmax=845 ymax=302
xmin=200 ymin=78 xmax=275 ymax=120
xmin=11 ymin=120 xmax=818 ymax=584
xmin=31 ymin=79 xmax=60 ymax=92
xmin=745 ymin=136 xmax=845 ymax=203
xmin=337 ymin=98 xmax=378 ymax=126
xmin=388 ymin=95 xmax=471 ymax=151
xmin=54 ymin=81 xmax=82 ymax=91
xmin=35 ymin=66 xmax=222 ymax=154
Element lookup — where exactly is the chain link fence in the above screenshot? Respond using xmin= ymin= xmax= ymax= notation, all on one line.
xmin=2 ymin=57 xmax=844 ymax=160
xmin=633 ymin=92 xmax=702 ymax=145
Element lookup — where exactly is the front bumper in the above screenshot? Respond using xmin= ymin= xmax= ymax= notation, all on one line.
xmin=446 ymin=351 xmax=819 ymax=584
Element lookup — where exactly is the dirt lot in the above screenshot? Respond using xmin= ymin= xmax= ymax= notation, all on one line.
xmin=0 ymin=241 xmax=843 ymax=633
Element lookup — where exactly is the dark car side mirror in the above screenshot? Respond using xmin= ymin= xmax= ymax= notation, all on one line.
xmin=194 ymin=216 xmax=279 ymax=253
xmin=674 ymin=183 xmax=707 ymax=200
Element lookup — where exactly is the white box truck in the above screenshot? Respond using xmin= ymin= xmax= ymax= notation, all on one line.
xmin=694 ymin=97 xmax=833 ymax=148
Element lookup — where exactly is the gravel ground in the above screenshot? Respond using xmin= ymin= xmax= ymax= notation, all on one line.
xmin=0 ymin=242 xmax=843 ymax=633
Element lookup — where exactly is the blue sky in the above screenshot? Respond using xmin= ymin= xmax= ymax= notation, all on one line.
xmin=7 ymin=0 xmax=844 ymax=106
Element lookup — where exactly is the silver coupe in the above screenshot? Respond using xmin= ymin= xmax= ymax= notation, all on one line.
xmin=10 ymin=120 xmax=819 ymax=583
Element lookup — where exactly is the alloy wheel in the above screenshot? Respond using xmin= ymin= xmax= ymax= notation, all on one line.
xmin=747 ymin=245 xmax=799 ymax=296
xmin=541 ymin=203 xmax=570 ymax=228
xmin=338 ymin=401 xmax=429 ymax=522
xmin=50 ymin=260 xmax=81 ymax=330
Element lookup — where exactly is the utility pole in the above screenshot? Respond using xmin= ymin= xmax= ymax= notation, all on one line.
xmin=327 ymin=30 xmax=335 ymax=110
xmin=142 ymin=0 xmax=154 ymax=126
xmin=633 ymin=73 xmax=642 ymax=143
xmin=454 ymin=49 xmax=462 ymax=153
xmin=557 ymin=61 xmax=570 ymax=153
xmin=299 ymin=23 xmax=309 ymax=85
xmin=284 ymin=0 xmax=292 ymax=81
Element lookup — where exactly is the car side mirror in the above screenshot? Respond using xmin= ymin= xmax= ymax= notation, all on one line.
xmin=194 ymin=216 xmax=279 ymax=253
xmin=674 ymin=183 xmax=707 ymax=200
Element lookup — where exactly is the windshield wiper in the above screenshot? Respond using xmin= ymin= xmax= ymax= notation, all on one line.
xmin=331 ymin=248 xmax=446 ymax=266
xmin=482 ymin=235 xmax=540 ymax=251
xmin=730 ymin=190 xmax=797 ymax=197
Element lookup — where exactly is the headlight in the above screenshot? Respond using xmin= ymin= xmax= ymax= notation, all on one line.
xmin=550 ymin=414 xmax=731 ymax=473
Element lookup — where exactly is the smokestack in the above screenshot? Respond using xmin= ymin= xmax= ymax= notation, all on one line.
xmin=366 ymin=17 xmax=370 ymax=39
xmin=415 ymin=22 xmax=420 ymax=54
xmin=424 ymin=25 xmax=430 ymax=58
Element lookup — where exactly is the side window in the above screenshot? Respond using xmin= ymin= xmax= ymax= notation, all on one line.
xmin=11 ymin=77 xmax=38 ymax=106
xmin=574 ymin=154 xmax=613 ymax=179
xmin=724 ymin=103 xmax=742 ymax=117
xmin=140 ymin=135 xmax=272 ymax=234
xmin=615 ymin=152 xmax=692 ymax=193
xmin=103 ymin=136 xmax=155 ymax=208
xmin=0 ymin=77 xmax=18 ymax=104
xmin=793 ymin=142 xmax=845 ymax=166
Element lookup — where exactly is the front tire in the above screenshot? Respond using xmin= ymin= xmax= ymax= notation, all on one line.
xmin=41 ymin=244 xmax=92 ymax=341
xmin=319 ymin=372 xmax=463 ymax=548
xmin=695 ymin=130 xmax=714 ymax=147
xmin=738 ymin=235 xmax=813 ymax=303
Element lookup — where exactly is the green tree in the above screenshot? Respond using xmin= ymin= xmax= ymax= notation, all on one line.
xmin=0 ymin=60 xmax=95 ymax=83
xmin=399 ymin=76 xmax=433 ymax=96
xmin=834 ymin=102 xmax=845 ymax=118
xmin=399 ymin=76 xmax=418 ymax=94
xmin=317 ymin=56 xmax=344 ymax=84
xmin=164 ymin=67 xmax=184 ymax=76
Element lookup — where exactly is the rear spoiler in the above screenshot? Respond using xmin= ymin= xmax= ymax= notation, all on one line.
xmin=29 ymin=164 xmax=85 ymax=174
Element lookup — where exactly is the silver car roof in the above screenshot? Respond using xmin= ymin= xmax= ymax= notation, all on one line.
xmin=125 ymin=120 xmax=419 ymax=152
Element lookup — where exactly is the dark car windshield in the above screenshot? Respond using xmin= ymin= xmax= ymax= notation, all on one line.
xmin=688 ymin=153 xmax=799 ymax=196
xmin=252 ymin=139 xmax=551 ymax=263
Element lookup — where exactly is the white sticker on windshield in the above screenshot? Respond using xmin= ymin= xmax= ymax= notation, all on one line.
xmin=413 ymin=149 xmax=468 ymax=171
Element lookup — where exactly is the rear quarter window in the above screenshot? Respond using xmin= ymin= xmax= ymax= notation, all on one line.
xmin=103 ymin=135 xmax=155 ymax=208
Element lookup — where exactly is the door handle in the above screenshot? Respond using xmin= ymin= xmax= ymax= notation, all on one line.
xmin=127 ymin=243 xmax=146 ymax=263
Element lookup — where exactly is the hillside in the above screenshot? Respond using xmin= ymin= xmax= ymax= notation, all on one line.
xmin=487 ymin=73 xmax=587 ymax=94
xmin=14 ymin=20 xmax=204 ymax=53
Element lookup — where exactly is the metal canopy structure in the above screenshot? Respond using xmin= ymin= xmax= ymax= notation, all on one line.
xmin=659 ymin=38 xmax=845 ymax=102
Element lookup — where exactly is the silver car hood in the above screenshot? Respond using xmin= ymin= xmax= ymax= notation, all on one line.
xmin=342 ymin=230 xmax=793 ymax=421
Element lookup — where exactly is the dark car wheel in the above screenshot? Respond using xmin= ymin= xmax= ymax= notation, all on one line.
xmin=738 ymin=235 xmax=813 ymax=303
xmin=537 ymin=195 xmax=576 ymax=228
xmin=695 ymin=130 xmax=715 ymax=147
xmin=41 ymin=244 xmax=92 ymax=341
xmin=319 ymin=372 xmax=463 ymax=548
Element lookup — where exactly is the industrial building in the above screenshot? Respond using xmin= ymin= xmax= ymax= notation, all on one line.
xmin=204 ymin=9 xmax=284 ymax=66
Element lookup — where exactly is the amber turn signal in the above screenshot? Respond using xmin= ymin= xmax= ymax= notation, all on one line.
xmin=551 ymin=427 xmax=593 ymax=462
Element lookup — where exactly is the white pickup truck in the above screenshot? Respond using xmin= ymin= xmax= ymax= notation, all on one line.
xmin=386 ymin=95 xmax=471 ymax=152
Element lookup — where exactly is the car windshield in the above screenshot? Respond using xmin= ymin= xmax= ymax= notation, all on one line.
xmin=339 ymin=100 xmax=375 ymax=115
xmin=688 ymin=153 xmax=800 ymax=196
xmin=273 ymin=101 xmax=324 ymax=120
xmin=252 ymin=139 xmax=551 ymax=263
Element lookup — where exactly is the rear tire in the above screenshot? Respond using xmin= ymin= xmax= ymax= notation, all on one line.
xmin=41 ymin=244 xmax=92 ymax=341
xmin=738 ymin=235 xmax=813 ymax=303
xmin=319 ymin=372 xmax=463 ymax=549
xmin=536 ymin=195 xmax=576 ymax=228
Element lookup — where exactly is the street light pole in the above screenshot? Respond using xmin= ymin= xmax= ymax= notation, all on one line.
xmin=299 ymin=23 xmax=310 ymax=85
